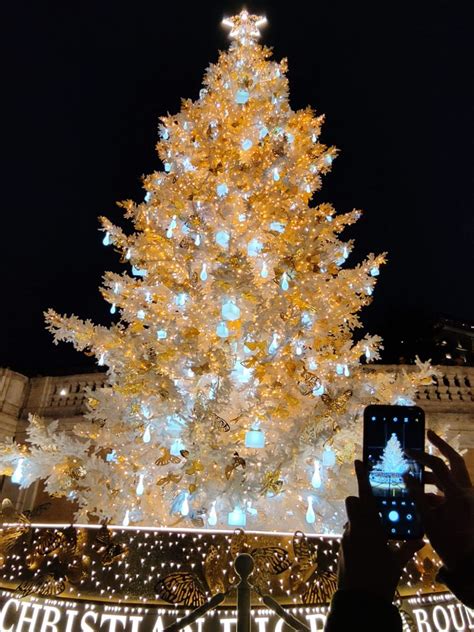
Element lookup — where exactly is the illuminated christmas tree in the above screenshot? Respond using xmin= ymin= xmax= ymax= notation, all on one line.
xmin=373 ymin=433 xmax=409 ymax=474
xmin=0 ymin=11 xmax=434 ymax=531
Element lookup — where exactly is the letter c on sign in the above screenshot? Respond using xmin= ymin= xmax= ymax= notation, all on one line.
xmin=0 ymin=599 xmax=19 ymax=632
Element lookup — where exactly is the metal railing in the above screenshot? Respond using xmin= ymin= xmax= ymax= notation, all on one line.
xmin=163 ymin=553 xmax=310 ymax=632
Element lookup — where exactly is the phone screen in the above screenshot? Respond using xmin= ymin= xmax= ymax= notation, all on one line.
xmin=363 ymin=405 xmax=425 ymax=539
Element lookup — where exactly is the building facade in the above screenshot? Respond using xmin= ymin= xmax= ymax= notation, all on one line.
xmin=0 ymin=365 xmax=473 ymax=522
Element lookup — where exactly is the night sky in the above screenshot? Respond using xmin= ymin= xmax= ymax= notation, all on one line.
xmin=2 ymin=1 xmax=473 ymax=376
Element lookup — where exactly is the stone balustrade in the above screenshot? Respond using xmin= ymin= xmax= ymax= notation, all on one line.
xmin=374 ymin=365 xmax=473 ymax=409
xmin=0 ymin=365 xmax=472 ymax=424
xmin=5 ymin=364 xmax=474 ymax=419
xmin=22 ymin=372 xmax=107 ymax=419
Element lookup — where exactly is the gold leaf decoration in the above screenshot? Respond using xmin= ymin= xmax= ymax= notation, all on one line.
xmin=259 ymin=470 xmax=284 ymax=496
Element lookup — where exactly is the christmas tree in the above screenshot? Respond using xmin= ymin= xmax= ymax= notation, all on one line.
xmin=373 ymin=433 xmax=409 ymax=475
xmin=0 ymin=11 xmax=434 ymax=532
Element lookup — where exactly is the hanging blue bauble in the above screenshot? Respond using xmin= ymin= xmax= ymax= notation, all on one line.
xmin=228 ymin=506 xmax=246 ymax=527
xmin=216 ymin=321 xmax=229 ymax=338
xmin=245 ymin=428 xmax=265 ymax=449
xmin=222 ymin=301 xmax=240 ymax=321
xmin=216 ymin=183 xmax=229 ymax=197
xmin=235 ymin=89 xmax=249 ymax=104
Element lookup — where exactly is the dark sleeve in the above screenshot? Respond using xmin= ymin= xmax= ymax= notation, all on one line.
xmin=324 ymin=590 xmax=402 ymax=632
xmin=436 ymin=554 xmax=474 ymax=609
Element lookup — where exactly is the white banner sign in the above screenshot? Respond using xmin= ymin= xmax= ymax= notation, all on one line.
xmin=0 ymin=591 xmax=473 ymax=632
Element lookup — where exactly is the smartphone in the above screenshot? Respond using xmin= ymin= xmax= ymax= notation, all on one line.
xmin=363 ymin=404 xmax=425 ymax=539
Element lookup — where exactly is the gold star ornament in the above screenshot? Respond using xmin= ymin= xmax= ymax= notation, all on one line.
xmin=222 ymin=9 xmax=267 ymax=45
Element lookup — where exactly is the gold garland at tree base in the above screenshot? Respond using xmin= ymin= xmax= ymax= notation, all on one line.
xmin=0 ymin=522 xmax=446 ymax=608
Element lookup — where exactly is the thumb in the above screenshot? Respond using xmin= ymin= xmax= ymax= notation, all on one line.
xmin=403 ymin=473 xmax=427 ymax=517
xmin=345 ymin=495 xmax=361 ymax=527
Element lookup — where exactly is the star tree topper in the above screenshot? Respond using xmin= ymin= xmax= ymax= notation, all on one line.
xmin=222 ymin=9 xmax=267 ymax=45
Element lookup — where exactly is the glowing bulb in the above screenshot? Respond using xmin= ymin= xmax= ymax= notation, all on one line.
xmin=272 ymin=167 xmax=280 ymax=181
xmin=136 ymin=474 xmax=145 ymax=497
xmin=311 ymin=460 xmax=322 ymax=489
xmin=145 ymin=291 xmax=152 ymax=303
xmin=306 ymin=496 xmax=316 ymax=524
xmin=102 ymin=232 xmax=111 ymax=246
xmin=164 ymin=162 xmax=172 ymax=172
xmin=122 ymin=510 xmax=130 ymax=527
xmin=126 ymin=248 xmax=131 ymax=260
xmin=325 ymin=155 xmax=333 ymax=165
xmin=157 ymin=329 xmax=167 ymax=340
xmin=281 ymin=272 xmax=289 ymax=291
xmin=11 ymin=458 xmax=24 ymax=485
xmin=143 ymin=425 xmax=151 ymax=444
xmin=137 ymin=309 xmax=146 ymax=320
xmin=110 ymin=303 xmax=116 ymax=314
xmin=98 ymin=353 xmax=105 ymax=366
xmin=208 ymin=502 xmax=217 ymax=527
xmin=261 ymin=261 xmax=268 ymax=278
xmin=241 ymin=138 xmax=253 ymax=150
xmin=200 ymin=263 xmax=208 ymax=281
xmin=181 ymin=493 xmax=190 ymax=517
xmin=195 ymin=234 xmax=201 ymax=246
xmin=365 ymin=345 xmax=371 ymax=359
xmin=259 ymin=126 xmax=268 ymax=139
xmin=370 ymin=266 xmax=380 ymax=277
xmin=114 ymin=282 xmax=120 ymax=294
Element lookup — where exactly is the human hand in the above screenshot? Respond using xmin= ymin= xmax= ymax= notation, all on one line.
xmin=405 ymin=429 xmax=474 ymax=571
xmin=338 ymin=460 xmax=423 ymax=602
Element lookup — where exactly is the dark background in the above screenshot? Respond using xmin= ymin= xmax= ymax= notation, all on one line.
xmin=2 ymin=1 xmax=473 ymax=376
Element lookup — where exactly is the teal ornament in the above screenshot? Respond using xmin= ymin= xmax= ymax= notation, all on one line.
xmin=216 ymin=321 xmax=229 ymax=338
xmin=222 ymin=300 xmax=240 ymax=321
xmin=235 ymin=89 xmax=249 ymax=104
xmin=216 ymin=183 xmax=229 ymax=197
xmin=228 ymin=506 xmax=246 ymax=527
xmin=245 ymin=428 xmax=265 ymax=449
